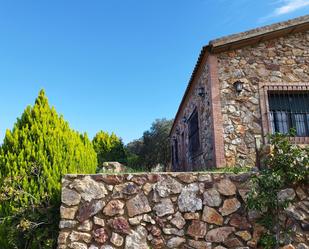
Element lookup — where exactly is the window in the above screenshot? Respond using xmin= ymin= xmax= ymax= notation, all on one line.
xmin=174 ymin=139 xmax=179 ymax=164
xmin=268 ymin=91 xmax=309 ymax=136
xmin=171 ymin=144 xmax=175 ymax=166
xmin=171 ymin=138 xmax=179 ymax=169
xmin=188 ymin=110 xmax=200 ymax=156
xmin=181 ymin=132 xmax=185 ymax=163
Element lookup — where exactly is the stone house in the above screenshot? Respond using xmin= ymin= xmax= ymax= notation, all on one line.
xmin=170 ymin=15 xmax=309 ymax=171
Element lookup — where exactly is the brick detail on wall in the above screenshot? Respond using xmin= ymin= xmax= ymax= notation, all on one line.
xmin=208 ymin=54 xmax=226 ymax=168
xmin=259 ymin=82 xmax=309 ymax=144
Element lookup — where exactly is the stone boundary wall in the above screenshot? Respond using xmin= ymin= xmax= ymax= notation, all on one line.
xmin=58 ymin=173 xmax=308 ymax=249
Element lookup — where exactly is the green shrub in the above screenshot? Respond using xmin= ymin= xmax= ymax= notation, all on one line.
xmin=247 ymin=131 xmax=309 ymax=249
xmin=92 ymin=131 xmax=127 ymax=167
xmin=126 ymin=153 xmax=141 ymax=169
xmin=0 ymin=90 xmax=97 ymax=249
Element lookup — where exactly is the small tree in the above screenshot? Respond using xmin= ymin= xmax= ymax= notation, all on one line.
xmin=92 ymin=131 xmax=127 ymax=166
xmin=126 ymin=118 xmax=173 ymax=171
xmin=247 ymin=131 xmax=309 ymax=249
xmin=0 ymin=90 xmax=97 ymax=249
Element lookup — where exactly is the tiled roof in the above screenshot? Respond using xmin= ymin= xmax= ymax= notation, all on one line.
xmin=210 ymin=14 xmax=309 ymax=49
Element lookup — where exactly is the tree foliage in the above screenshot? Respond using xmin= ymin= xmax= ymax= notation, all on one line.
xmin=0 ymin=90 xmax=97 ymax=249
xmin=247 ymin=131 xmax=309 ymax=249
xmin=126 ymin=118 xmax=173 ymax=171
xmin=92 ymin=131 xmax=127 ymax=166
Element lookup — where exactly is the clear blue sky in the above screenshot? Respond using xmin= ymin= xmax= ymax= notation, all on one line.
xmin=0 ymin=0 xmax=308 ymax=144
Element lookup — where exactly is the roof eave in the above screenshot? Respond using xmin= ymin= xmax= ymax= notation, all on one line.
xmin=169 ymin=45 xmax=210 ymax=137
xmin=210 ymin=21 xmax=309 ymax=53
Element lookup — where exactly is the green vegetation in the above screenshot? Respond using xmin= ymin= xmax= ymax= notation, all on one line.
xmin=247 ymin=131 xmax=309 ymax=249
xmin=2 ymin=91 xmax=307 ymax=249
xmin=92 ymin=131 xmax=127 ymax=166
xmin=0 ymin=90 xmax=97 ymax=249
xmin=198 ymin=165 xmax=252 ymax=174
xmin=126 ymin=118 xmax=173 ymax=171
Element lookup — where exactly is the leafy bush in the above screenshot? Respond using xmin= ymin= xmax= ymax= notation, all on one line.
xmin=247 ymin=131 xmax=309 ymax=249
xmin=126 ymin=153 xmax=141 ymax=169
xmin=126 ymin=118 xmax=173 ymax=171
xmin=0 ymin=90 xmax=97 ymax=249
xmin=92 ymin=131 xmax=127 ymax=167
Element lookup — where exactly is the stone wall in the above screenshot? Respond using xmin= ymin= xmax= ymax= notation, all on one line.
xmin=58 ymin=173 xmax=308 ymax=249
xmin=171 ymin=62 xmax=214 ymax=171
xmin=217 ymin=30 xmax=309 ymax=167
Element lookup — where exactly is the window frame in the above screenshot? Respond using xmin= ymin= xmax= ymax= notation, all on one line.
xmin=174 ymin=138 xmax=179 ymax=164
xmin=259 ymin=82 xmax=309 ymax=144
xmin=171 ymin=143 xmax=175 ymax=167
xmin=188 ymin=109 xmax=201 ymax=157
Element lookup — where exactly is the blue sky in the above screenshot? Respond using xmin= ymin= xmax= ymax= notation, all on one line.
xmin=0 ymin=0 xmax=308 ymax=144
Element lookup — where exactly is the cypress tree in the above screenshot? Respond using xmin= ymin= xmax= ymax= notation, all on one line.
xmin=0 ymin=89 xmax=97 ymax=248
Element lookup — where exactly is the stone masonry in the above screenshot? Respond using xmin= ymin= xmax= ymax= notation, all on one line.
xmin=171 ymin=62 xmax=214 ymax=172
xmin=58 ymin=173 xmax=309 ymax=249
xmin=217 ymin=30 xmax=309 ymax=168
xmin=170 ymin=15 xmax=309 ymax=170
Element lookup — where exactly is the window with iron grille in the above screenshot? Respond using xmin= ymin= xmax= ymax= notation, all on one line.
xmin=188 ymin=110 xmax=200 ymax=156
xmin=268 ymin=91 xmax=309 ymax=136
